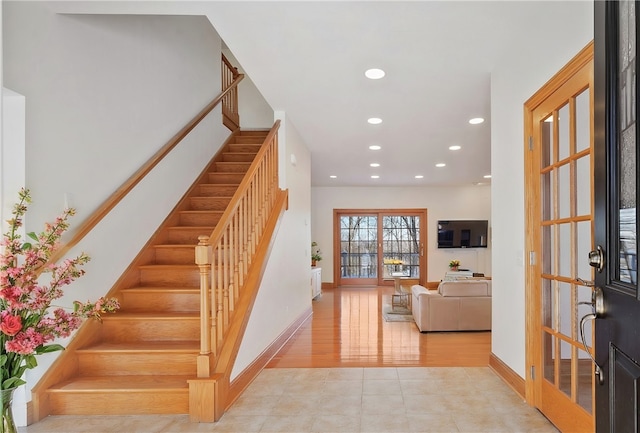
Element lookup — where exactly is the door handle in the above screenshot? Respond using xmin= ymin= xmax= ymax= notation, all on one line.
xmin=578 ymin=286 xmax=605 ymax=385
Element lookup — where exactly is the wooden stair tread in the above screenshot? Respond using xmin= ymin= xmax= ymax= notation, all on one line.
xmin=121 ymin=286 xmax=199 ymax=292
xmin=166 ymin=226 xmax=214 ymax=230
xmin=104 ymin=312 xmax=198 ymax=320
xmin=78 ymin=341 xmax=199 ymax=353
xmin=178 ymin=210 xmax=224 ymax=214
xmin=48 ymin=376 xmax=191 ymax=392
xmin=137 ymin=264 xmax=198 ymax=270
xmin=152 ymin=244 xmax=197 ymax=249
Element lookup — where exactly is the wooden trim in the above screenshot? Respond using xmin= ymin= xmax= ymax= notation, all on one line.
xmin=46 ymin=74 xmax=245 ymax=267
xmin=226 ymin=306 xmax=313 ymax=409
xmin=489 ymin=352 xmax=526 ymax=400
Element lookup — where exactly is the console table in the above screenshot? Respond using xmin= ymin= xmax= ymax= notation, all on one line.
xmin=311 ymin=267 xmax=322 ymax=299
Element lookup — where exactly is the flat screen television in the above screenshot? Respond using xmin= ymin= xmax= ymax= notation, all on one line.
xmin=437 ymin=220 xmax=488 ymax=248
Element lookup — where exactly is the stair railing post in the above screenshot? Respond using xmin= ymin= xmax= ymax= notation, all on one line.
xmin=195 ymin=236 xmax=213 ymax=377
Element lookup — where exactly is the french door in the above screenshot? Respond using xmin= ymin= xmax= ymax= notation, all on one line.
xmin=333 ymin=209 xmax=427 ymax=286
xmin=525 ymin=43 xmax=595 ymax=432
xmin=594 ymin=2 xmax=640 ymax=431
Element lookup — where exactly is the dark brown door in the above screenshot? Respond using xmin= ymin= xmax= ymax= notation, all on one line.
xmin=594 ymin=2 xmax=640 ymax=431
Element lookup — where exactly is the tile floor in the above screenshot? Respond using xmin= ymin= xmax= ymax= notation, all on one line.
xmin=21 ymin=367 xmax=558 ymax=433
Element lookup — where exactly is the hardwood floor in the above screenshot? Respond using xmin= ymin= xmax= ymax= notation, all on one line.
xmin=267 ymin=286 xmax=491 ymax=368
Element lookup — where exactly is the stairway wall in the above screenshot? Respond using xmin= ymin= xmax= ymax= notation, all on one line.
xmin=3 ymin=3 xmax=229 ymax=418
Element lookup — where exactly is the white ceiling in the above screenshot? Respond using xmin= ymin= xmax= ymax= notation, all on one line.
xmin=204 ymin=1 xmax=558 ymax=187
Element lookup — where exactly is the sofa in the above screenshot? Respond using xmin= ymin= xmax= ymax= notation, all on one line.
xmin=411 ymin=279 xmax=492 ymax=332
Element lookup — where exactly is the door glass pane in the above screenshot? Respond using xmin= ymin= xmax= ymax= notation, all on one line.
xmin=617 ymin=0 xmax=638 ymax=287
xmin=558 ymin=164 xmax=571 ymax=219
xmin=382 ymin=216 xmax=420 ymax=279
xmin=576 ymin=155 xmax=591 ymax=217
xmin=542 ymin=115 xmax=553 ymax=167
xmin=558 ymin=223 xmax=572 ymax=278
xmin=577 ymin=221 xmax=592 ymax=281
xmin=542 ymin=172 xmax=553 ymax=221
xmin=576 ymin=89 xmax=591 ymax=152
xmin=558 ymin=282 xmax=572 ymax=338
xmin=559 ymin=103 xmax=571 ymax=160
xmin=559 ymin=339 xmax=572 ymax=398
xmin=577 ymin=284 xmax=594 ymax=348
xmin=577 ymin=347 xmax=593 ymax=414
xmin=340 ymin=216 xmax=377 ymax=278
xmin=542 ymin=278 xmax=553 ymax=328
xmin=543 ymin=332 xmax=556 ymax=384
xmin=542 ymin=225 xmax=555 ymax=274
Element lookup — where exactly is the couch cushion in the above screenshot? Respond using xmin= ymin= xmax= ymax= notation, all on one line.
xmin=438 ymin=281 xmax=490 ymax=297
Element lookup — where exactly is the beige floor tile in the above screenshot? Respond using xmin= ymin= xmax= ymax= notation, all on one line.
xmin=399 ymin=379 xmax=439 ymax=396
xmin=359 ymin=413 xmax=410 ymax=433
xmin=323 ymin=379 xmax=364 ymax=396
xmin=327 ymin=367 xmax=364 ymax=381
xmin=363 ymin=379 xmax=403 ymax=395
xmin=452 ymin=410 xmax=512 ymax=433
xmin=361 ymin=394 xmax=405 ymax=415
xmin=363 ymin=367 xmax=399 ymax=380
xmin=209 ymin=414 xmax=266 ymax=433
xmin=405 ymin=413 xmax=460 ymax=433
xmin=271 ymin=394 xmax=323 ymax=416
xmin=315 ymin=394 xmax=363 ymax=416
xmin=226 ymin=393 xmax=280 ymax=416
xmin=258 ymin=414 xmax=315 ymax=433
xmin=397 ymin=367 xmax=435 ymax=380
xmin=311 ymin=414 xmax=361 ymax=433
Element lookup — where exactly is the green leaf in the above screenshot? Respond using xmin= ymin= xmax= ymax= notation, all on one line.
xmin=21 ymin=242 xmax=32 ymax=250
xmin=36 ymin=344 xmax=64 ymax=354
xmin=24 ymin=355 xmax=37 ymax=369
xmin=2 ymin=377 xmax=26 ymax=389
xmin=0 ymin=355 xmax=7 ymax=368
xmin=27 ymin=232 xmax=38 ymax=241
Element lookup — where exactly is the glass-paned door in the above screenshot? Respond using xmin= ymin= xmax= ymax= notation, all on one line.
xmin=525 ymin=45 xmax=594 ymax=433
xmin=335 ymin=209 xmax=427 ymax=286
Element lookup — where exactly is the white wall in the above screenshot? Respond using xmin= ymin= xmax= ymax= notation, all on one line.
xmin=1 ymin=88 xmax=25 ymax=224
xmin=3 ymin=3 xmax=228 ymax=422
xmin=490 ymin=1 xmax=593 ymax=378
xmin=312 ymin=185 xmax=491 ymax=282
xmin=232 ymin=112 xmax=312 ymax=378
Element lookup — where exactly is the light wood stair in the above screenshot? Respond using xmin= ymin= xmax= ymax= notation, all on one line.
xmin=43 ymin=130 xmax=268 ymax=416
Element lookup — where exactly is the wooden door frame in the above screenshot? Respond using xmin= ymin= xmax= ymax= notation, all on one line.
xmin=524 ymin=41 xmax=594 ymax=430
xmin=333 ymin=208 xmax=428 ymax=287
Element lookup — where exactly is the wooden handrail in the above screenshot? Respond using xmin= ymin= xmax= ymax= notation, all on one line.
xmin=47 ymin=72 xmax=245 ymax=266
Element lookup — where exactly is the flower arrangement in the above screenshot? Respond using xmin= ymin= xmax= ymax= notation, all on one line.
xmin=311 ymin=242 xmax=322 ymax=263
xmin=449 ymin=259 xmax=461 ymax=270
xmin=0 ymin=189 xmax=119 ymax=404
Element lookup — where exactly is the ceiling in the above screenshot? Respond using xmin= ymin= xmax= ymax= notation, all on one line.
xmin=205 ymin=1 xmax=558 ymax=187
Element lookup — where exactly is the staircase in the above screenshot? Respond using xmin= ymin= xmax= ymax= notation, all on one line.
xmin=41 ymin=130 xmax=269 ymax=416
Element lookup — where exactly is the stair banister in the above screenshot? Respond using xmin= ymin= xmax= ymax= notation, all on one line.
xmin=45 ymin=72 xmax=245 ymax=269
xmin=195 ymin=121 xmax=280 ymax=375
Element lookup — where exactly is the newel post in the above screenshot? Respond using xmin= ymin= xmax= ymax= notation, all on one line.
xmin=195 ymin=235 xmax=213 ymax=377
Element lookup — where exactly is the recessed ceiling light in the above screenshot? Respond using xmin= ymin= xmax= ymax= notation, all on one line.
xmin=415 ymin=175 xmax=424 ymax=179
xmin=365 ymin=68 xmax=385 ymax=79
xmin=370 ymin=163 xmax=380 ymax=167
xmin=371 ymin=175 xmax=380 ymax=179
xmin=435 ymin=163 xmax=446 ymax=168
xmin=469 ymin=117 xmax=485 ymax=125
xmin=475 ymin=182 xmax=485 ymax=186
xmin=330 ymin=175 xmax=337 ymax=179
xmin=368 ymin=117 xmax=382 ymax=125
xmin=369 ymin=145 xmax=382 ymax=150
xmin=449 ymin=145 xmax=461 ymax=151
xmin=484 ymin=174 xmax=492 ymax=179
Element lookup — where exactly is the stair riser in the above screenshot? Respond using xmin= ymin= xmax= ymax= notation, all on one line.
xmin=213 ymin=162 xmax=252 ymax=173
xmin=198 ymin=184 xmax=239 ymax=197
xmin=120 ymin=290 xmax=200 ymax=312
xmin=208 ymin=173 xmax=245 ymax=184
xmin=222 ymin=153 xmax=256 ymax=163
xmin=179 ymin=212 xmax=222 ymax=226
xmin=47 ymin=392 xmax=188 ymax=415
xmin=190 ymin=197 xmax=232 ymax=211
xmin=139 ymin=267 xmax=199 ymax=286
xmin=167 ymin=229 xmax=210 ymax=245
xmin=101 ymin=319 xmax=200 ymax=342
xmin=228 ymin=143 xmax=262 ymax=153
xmin=233 ymin=136 xmax=265 ymax=144
xmin=154 ymin=247 xmax=196 ymax=265
xmin=77 ymin=352 xmax=197 ymax=376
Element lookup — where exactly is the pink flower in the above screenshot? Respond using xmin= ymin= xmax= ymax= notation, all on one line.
xmin=5 ymin=328 xmax=44 ymax=355
xmin=0 ymin=311 xmax=22 ymax=336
